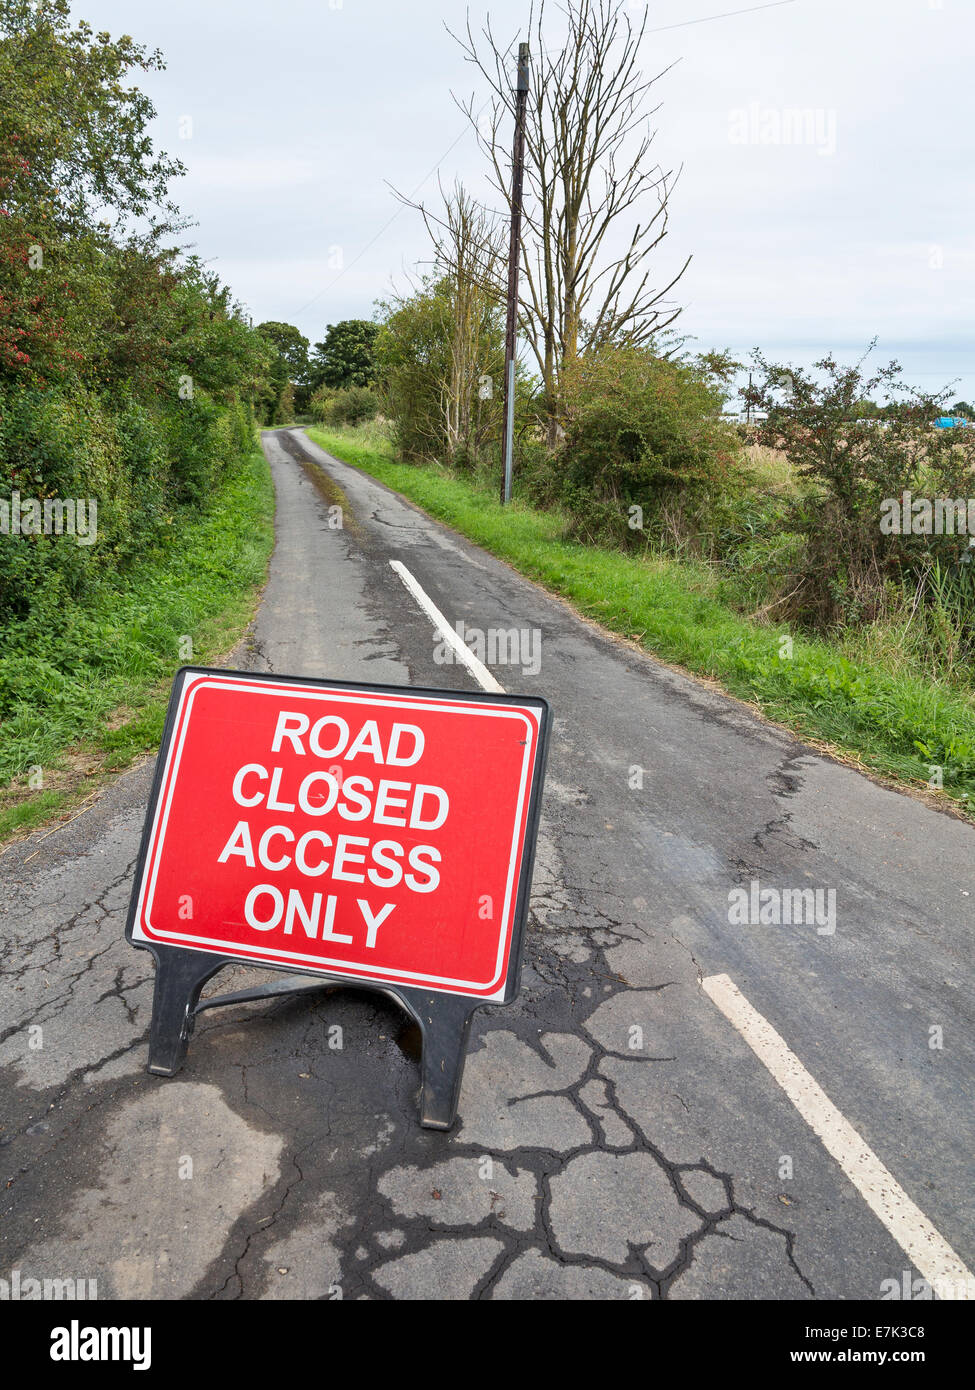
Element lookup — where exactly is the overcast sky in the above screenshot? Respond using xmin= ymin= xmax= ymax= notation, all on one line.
xmin=72 ymin=0 xmax=974 ymax=405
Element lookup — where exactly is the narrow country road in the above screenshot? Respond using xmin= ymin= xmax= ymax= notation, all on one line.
xmin=1 ymin=426 xmax=972 ymax=1300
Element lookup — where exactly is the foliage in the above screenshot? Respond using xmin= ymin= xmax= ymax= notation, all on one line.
xmin=550 ymin=344 xmax=741 ymax=542
xmin=310 ymin=423 xmax=975 ymax=813
xmin=0 ymin=0 xmax=184 ymax=239
xmin=309 ymin=319 xmax=378 ymax=393
xmin=0 ymin=2 xmax=275 ymax=640
xmin=0 ymin=445 xmax=274 ymax=823
xmin=256 ymin=321 xmax=309 ymax=379
xmin=257 ymin=320 xmax=309 ymax=414
xmin=745 ymin=348 xmax=975 ymax=642
xmin=310 ymin=384 xmax=378 ymax=427
xmin=375 ymin=275 xmax=505 ymax=465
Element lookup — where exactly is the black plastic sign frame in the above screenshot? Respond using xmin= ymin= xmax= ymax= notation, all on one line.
xmin=125 ymin=667 xmax=551 ymax=1129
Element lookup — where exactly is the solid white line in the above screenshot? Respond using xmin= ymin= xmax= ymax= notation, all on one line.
xmin=388 ymin=559 xmax=506 ymax=694
xmin=702 ymin=973 xmax=974 ymax=1300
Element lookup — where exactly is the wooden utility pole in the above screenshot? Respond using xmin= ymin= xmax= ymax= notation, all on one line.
xmin=500 ymin=43 xmax=530 ymax=505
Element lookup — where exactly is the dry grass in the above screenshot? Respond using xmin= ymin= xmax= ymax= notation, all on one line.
xmin=742 ymin=443 xmax=802 ymax=494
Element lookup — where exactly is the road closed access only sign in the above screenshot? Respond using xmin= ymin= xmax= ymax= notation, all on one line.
xmin=128 ymin=668 xmax=549 ymax=1001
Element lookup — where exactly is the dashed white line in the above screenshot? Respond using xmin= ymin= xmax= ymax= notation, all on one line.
xmin=702 ymin=973 xmax=974 ymax=1299
xmin=388 ymin=559 xmax=506 ymax=694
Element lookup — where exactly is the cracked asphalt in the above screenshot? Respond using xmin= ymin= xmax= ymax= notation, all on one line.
xmin=1 ymin=426 xmax=972 ymax=1300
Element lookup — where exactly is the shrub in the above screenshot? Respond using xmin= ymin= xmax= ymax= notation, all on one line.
xmin=316 ymin=386 xmax=379 ymax=428
xmin=375 ymin=276 xmax=505 ymax=465
xmin=554 ymin=345 xmax=742 ymax=543
xmin=746 ymin=349 xmax=975 ymax=641
xmin=309 ymin=384 xmax=335 ymax=423
xmin=0 ymin=382 xmax=255 ymax=631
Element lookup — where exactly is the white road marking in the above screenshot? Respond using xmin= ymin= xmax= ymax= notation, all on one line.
xmin=702 ymin=972 xmax=974 ymax=1300
xmin=388 ymin=559 xmax=506 ymax=694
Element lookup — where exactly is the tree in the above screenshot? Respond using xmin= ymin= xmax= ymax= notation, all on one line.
xmin=0 ymin=0 xmax=273 ymax=635
xmin=438 ymin=187 xmax=505 ymax=465
xmin=949 ymin=400 xmax=973 ymax=418
xmin=556 ymin=343 xmax=738 ymax=542
xmin=256 ymin=320 xmax=309 ymax=417
xmin=0 ymin=0 xmax=184 ymax=239
xmin=402 ymin=181 xmax=507 ymax=465
xmin=376 ymin=268 xmax=505 ymax=465
xmin=375 ymin=285 xmax=451 ymax=460
xmin=309 ymin=319 xmax=379 ymax=392
xmin=453 ymin=0 xmax=688 ymax=440
xmin=256 ymin=320 xmax=309 ymax=380
xmin=168 ymin=264 xmax=269 ymax=402
xmin=0 ymin=0 xmax=188 ymax=386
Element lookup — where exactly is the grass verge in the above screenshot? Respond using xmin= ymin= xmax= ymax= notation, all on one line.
xmin=0 ymin=445 xmax=275 ymax=844
xmin=308 ymin=424 xmax=975 ymax=817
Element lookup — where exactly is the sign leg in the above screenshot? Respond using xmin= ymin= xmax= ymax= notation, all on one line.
xmin=398 ymin=990 xmax=481 ymax=1131
xmin=146 ymin=948 xmax=226 ymax=1077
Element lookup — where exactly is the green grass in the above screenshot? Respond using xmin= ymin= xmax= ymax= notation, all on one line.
xmin=0 ymin=445 xmax=275 ymax=841
xmin=309 ymin=424 xmax=975 ymax=814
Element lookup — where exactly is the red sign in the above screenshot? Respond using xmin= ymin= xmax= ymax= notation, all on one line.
xmin=129 ymin=670 xmax=549 ymax=1000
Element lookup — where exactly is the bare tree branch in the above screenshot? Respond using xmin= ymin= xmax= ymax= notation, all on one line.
xmin=450 ymin=0 xmax=690 ymax=438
